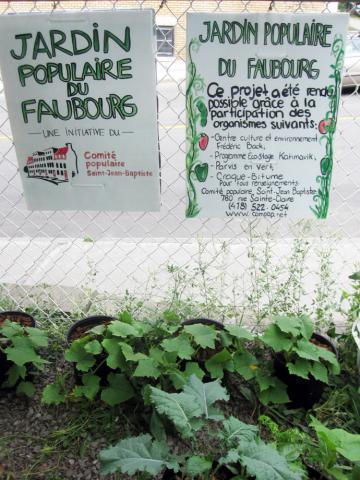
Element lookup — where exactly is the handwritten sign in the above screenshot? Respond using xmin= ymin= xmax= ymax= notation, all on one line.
xmin=0 ymin=10 xmax=160 ymax=211
xmin=186 ymin=13 xmax=348 ymax=219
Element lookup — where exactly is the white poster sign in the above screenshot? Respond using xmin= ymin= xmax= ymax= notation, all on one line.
xmin=0 ymin=10 xmax=160 ymax=211
xmin=186 ymin=13 xmax=348 ymax=219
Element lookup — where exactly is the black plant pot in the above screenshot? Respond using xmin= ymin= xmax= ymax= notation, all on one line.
xmin=67 ymin=315 xmax=115 ymax=385
xmin=306 ymin=463 xmax=330 ymax=480
xmin=162 ymin=462 xmax=235 ymax=479
xmin=0 ymin=311 xmax=35 ymax=328
xmin=0 ymin=311 xmax=36 ymax=391
xmin=182 ymin=317 xmax=225 ymax=330
xmin=161 ymin=469 xmax=177 ymax=480
xmin=66 ymin=315 xmax=114 ymax=343
xmin=273 ymin=333 xmax=337 ymax=409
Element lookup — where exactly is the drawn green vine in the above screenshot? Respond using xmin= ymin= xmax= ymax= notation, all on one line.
xmin=311 ymin=34 xmax=344 ymax=219
xmin=186 ymin=37 xmax=207 ymax=218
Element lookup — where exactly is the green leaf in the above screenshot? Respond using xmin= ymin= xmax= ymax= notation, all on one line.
xmin=233 ymin=351 xmax=258 ymax=380
xmin=150 ymin=411 xmax=166 ymax=443
xmin=225 ymin=325 xmax=253 ymax=340
xmin=102 ymin=338 xmax=126 ymax=370
xmin=293 ymin=340 xmax=321 ymax=361
xmin=205 ymin=348 xmax=234 ymax=379
xmin=88 ymin=324 xmax=106 ymax=336
xmin=150 ymin=387 xmax=202 ymax=437
xmin=84 ymin=339 xmax=102 ymax=355
xmin=310 ymin=417 xmax=360 ymax=462
xmin=309 ymin=362 xmax=328 ymax=383
xmin=99 ymin=434 xmax=179 ymax=476
xmin=275 ymin=316 xmax=301 ymax=337
xmin=256 ymin=372 xmax=275 ymax=392
xmin=168 ymin=363 xmax=205 ymax=390
xmin=119 ymin=342 xmax=147 ymax=362
xmin=287 ymin=358 xmax=311 ymax=379
xmin=328 ymin=359 xmax=341 ymax=375
xmin=273 ymin=315 xmax=313 ymax=341
xmin=101 ymin=373 xmax=134 ymax=406
xmin=256 ymin=375 xmax=289 ymax=405
xmin=118 ymin=311 xmax=133 ymax=324
xmin=220 ymin=416 xmax=259 ymax=446
xmin=108 ymin=320 xmax=141 ymax=338
xmin=0 ymin=320 xmax=23 ymax=338
xmin=161 ymin=334 xmax=195 ymax=360
xmin=316 ymin=346 xmax=339 ymax=366
xmin=350 ymin=465 xmax=360 ymax=480
xmin=5 ymin=342 xmax=45 ymax=367
xmin=349 ymin=271 xmax=360 ymax=281
xmin=183 ymin=374 xmax=229 ymax=420
xmin=218 ymin=449 xmax=241 ymax=466
xmin=259 ymin=387 xmax=289 ymax=405
xmin=262 ymin=325 xmax=293 ymax=352
xmin=183 ymin=362 xmax=205 ymax=380
xmin=298 ymin=315 xmax=313 ymax=340
xmin=133 ymin=357 xmax=161 ymax=378
xmin=168 ymin=368 xmax=188 ymax=390
xmin=65 ymin=340 xmax=96 ymax=372
xmin=185 ymin=456 xmax=212 ymax=476
xmin=218 ymin=331 xmax=233 ymax=348
xmin=163 ymin=309 xmax=180 ymax=324
xmin=239 ymin=440 xmax=302 ymax=480
xmin=25 ymin=328 xmax=49 ymax=347
xmin=4 ymin=364 xmax=26 ymax=387
xmin=136 ymin=321 xmax=153 ymax=336
xmin=16 ymin=381 xmax=35 ymax=397
xmin=149 ymin=347 xmax=167 ymax=364
xmin=184 ymin=324 xmax=218 ymax=349
xmin=42 ymin=383 xmax=66 ymax=405
xmin=73 ymin=373 xmax=100 ymax=400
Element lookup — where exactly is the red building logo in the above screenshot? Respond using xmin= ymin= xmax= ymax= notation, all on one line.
xmin=24 ymin=143 xmax=78 ymax=185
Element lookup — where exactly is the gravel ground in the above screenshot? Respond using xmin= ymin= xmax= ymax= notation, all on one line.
xmin=0 ymin=341 xmax=142 ymax=480
xmin=0 ymin=340 xmax=256 ymax=480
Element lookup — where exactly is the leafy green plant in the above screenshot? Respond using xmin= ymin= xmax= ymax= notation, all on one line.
xmin=310 ymin=417 xmax=360 ymax=479
xmin=149 ymin=374 xmax=229 ymax=437
xmin=313 ymin=382 xmax=360 ymax=434
xmin=42 ymin=372 xmax=68 ymax=405
xmin=340 ymin=271 xmax=360 ymax=325
xmin=0 ymin=319 xmax=48 ymax=396
xmin=161 ymin=320 xmax=287 ymax=406
xmin=261 ymin=315 xmax=340 ymax=384
xmin=43 ymin=313 xmax=157 ymax=405
xmin=100 ymin=434 xmax=181 ymax=477
xmin=258 ymin=415 xmax=311 ymax=476
xmin=44 ymin=312 xmax=269 ymax=407
xmin=99 ymin=375 xmax=302 ymax=479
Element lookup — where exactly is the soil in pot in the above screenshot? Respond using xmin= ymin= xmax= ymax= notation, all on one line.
xmin=274 ymin=333 xmax=337 ymax=409
xmin=67 ymin=315 xmax=114 ymax=343
xmin=0 ymin=311 xmax=36 ymax=390
xmin=0 ymin=311 xmax=35 ymax=328
xmin=67 ymin=315 xmax=115 ymax=385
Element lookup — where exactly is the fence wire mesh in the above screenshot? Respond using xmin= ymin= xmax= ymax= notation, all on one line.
xmin=0 ymin=0 xmax=359 ymax=326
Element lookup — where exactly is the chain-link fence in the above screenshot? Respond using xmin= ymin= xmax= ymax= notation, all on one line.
xmin=0 ymin=0 xmax=359 ymax=325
